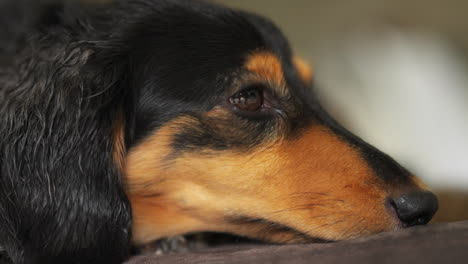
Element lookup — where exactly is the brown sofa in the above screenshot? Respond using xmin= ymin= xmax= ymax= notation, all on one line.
xmin=127 ymin=221 xmax=468 ymax=264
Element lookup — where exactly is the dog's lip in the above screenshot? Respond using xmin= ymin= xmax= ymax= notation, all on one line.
xmin=225 ymin=215 xmax=334 ymax=244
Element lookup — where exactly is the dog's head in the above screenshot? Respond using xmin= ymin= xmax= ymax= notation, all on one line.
xmin=0 ymin=1 xmax=440 ymax=262
xmin=95 ymin=0 xmax=438 ymax=245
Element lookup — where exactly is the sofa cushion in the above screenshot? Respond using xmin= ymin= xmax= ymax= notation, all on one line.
xmin=127 ymin=221 xmax=468 ymax=264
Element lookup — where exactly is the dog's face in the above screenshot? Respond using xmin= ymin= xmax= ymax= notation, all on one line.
xmin=110 ymin=1 xmax=438 ymax=245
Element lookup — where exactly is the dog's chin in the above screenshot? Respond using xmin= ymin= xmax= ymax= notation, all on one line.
xmin=137 ymin=232 xmax=329 ymax=256
xmin=222 ymin=216 xmax=332 ymax=244
xmin=136 ymin=218 xmax=335 ymax=256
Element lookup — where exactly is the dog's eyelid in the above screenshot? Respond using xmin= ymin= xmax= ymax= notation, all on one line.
xmin=223 ymin=83 xmax=286 ymax=121
xmin=229 ymin=82 xmax=280 ymax=102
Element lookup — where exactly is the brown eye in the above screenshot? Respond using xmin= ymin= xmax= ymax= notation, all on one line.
xmin=229 ymin=87 xmax=263 ymax=111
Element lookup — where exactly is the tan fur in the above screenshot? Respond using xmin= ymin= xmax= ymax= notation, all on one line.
xmin=245 ymin=52 xmax=313 ymax=86
xmin=245 ymin=51 xmax=285 ymax=86
xmin=112 ymin=112 xmax=126 ymax=173
xmin=126 ymin=118 xmax=399 ymax=244
xmin=411 ymin=175 xmax=430 ymax=190
xmin=293 ymin=56 xmax=313 ymax=84
xmin=130 ymin=195 xmax=208 ymax=243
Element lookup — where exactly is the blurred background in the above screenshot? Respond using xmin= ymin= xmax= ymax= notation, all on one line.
xmin=217 ymin=0 xmax=468 ymax=222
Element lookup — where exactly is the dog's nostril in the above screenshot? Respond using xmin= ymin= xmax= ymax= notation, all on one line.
xmin=391 ymin=191 xmax=439 ymax=227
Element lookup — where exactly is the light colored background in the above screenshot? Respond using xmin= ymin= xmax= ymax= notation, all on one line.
xmin=218 ymin=0 xmax=468 ymax=222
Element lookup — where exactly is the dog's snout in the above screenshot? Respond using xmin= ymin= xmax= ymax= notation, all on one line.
xmin=390 ymin=191 xmax=439 ymax=227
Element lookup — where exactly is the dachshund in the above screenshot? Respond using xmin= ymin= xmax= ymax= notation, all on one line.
xmin=0 ymin=0 xmax=438 ymax=263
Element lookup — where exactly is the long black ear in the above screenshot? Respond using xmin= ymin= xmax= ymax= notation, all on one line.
xmin=0 ymin=31 xmax=132 ymax=263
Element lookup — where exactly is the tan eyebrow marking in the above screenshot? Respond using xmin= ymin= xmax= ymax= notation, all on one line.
xmin=245 ymin=51 xmax=285 ymax=85
xmin=244 ymin=51 xmax=289 ymax=97
xmin=293 ymin=56 xmax=313 ymax=84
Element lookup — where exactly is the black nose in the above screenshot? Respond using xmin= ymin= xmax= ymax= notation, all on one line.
xmin=391 ymin=191 xmax=439 ymax=227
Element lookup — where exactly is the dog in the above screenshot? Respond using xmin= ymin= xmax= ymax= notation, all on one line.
xmin=0 ymin=0 xmax=439 ymax=263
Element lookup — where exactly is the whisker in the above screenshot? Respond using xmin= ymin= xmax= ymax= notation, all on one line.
xmin=264 ymin=203 xmax=331 ymax=215
xmin=340 ymin=217 xmax=365 ymax=239
xmin=285 ymin=212 xmax=348 ymax=226
xmin=280 ymin=191 xmax=344 ymax=200
xmin=302 ymin=218 xmax=346 ymax=235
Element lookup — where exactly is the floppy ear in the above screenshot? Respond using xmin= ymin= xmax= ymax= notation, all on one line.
xmin=0 ymin=39 xmax=132 ymax=263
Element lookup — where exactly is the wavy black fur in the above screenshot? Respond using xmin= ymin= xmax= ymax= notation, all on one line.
xmin=0 ymin=1 xmax=134 ymax=263
xmin=0 ymin=0 xmax=274 ymax=263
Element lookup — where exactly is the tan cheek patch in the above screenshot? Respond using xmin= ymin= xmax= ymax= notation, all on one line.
xmin=125 ymin=116 xmax=198 ymax=187
xmin=125 ymin=116 xmax=231 ymax=243
xmin=293 ymin=56 xmax=313 ymax=84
